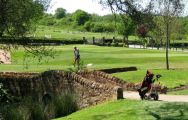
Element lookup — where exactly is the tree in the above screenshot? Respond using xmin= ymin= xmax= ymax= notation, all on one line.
xmin=100 ymin=0 xmax=155 ymax=48
xmin=99 ymin=0 xmax=155 ymax=25
xmin=72 ymin=10 xmax=91 ymax=25
xmin=117 ymin=15 xmax=135 ymax=47
xmin=151 ymin=16 xmax=165 ymax=48
xmin=153 ymin=0 xmax=185 ymax=70
xmin=0 ymin=0 xmax=50 ymax=38
xmin=0 ymin=0 xmax=53 ymax=61
xmin=55 ymin=8 xmax=66 ymax=19
xmin=170 ymin=18 xmax=185 ymax=50
xmin=100 ymin=0 xmax=185 ymax=70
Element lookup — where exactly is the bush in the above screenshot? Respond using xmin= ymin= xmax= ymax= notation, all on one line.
xmin=0 ymin=93 xmax=78 ymax=120
xmin=103 ymin=23 xmax=115 ymax=32
xmin=29 ymin=102 xmax=47 ymax=120
xmin=92 ymin=23 xmax=104 ymax=32
xmin=84 ymin=21 xmax=94 ymax=32
xmin=0 ymin=37 xmax=84 ymax=45
xmin=54 ymin=93 xmax=78 ymax=118
xmin=0 ymin=105 xmax=24 ymax=120
xmin=0 ymin=98 xmax=48 ymax=120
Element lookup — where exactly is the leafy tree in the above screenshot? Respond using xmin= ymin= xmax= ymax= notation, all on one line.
xmin=84 ymin=21 xmax=94 ymax=31
xmin=151 ymin=16 xmax=165 ymax=47
xmin=0 ymin=0 xmax=53 ymax=59
xmin=55 ymin=8 xmax=66 ymax=19
xmin=72 ymin=10 xmax=91 ymax=25
xmin=117 ymin=15 xmax=135 ymax=46
xmin=152 ymin=0 xmax=185 ymax=70
xmin=100 ymin=0 xmax=185 ymax=70
xmin=0 ymin=0 xmax=50 ymax=38
xmin=92 ymin=23 xmax=104 ymax=32
xmin=99 ymin=0 xmax=155 ymax=26
xmin=182 ymin=17 xmax=188 ymax=34
xmin=39 ymin=13 xmax=56 ymax=26
xmin=171 ymin=18 xmax=185 ymax=45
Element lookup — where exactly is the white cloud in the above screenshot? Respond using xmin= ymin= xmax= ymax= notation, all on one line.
xmin=47 ymin=0 xmax=111 ymax=16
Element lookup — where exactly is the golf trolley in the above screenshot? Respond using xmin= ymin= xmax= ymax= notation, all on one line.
xmin=138 ymin=74 xmax=162 ymax=101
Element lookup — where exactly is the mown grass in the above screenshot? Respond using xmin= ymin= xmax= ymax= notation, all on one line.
xmin=0 ymin=45 xmax=187 ymax=70
xmin=34 ymin=26 xmax=138 ymax=41
xmin=1 ymin=45 xmax=188 ymax=88
xmin=55 ymin=99 xmax=188 ymax=120
xmin=113 ymin=69 xmax=188 ymax=88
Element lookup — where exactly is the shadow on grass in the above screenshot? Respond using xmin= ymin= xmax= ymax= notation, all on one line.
xmin=91 ymin=111 xmax=125 ymax=120
xmin=146 ymin=102 xmax=188 ymax=120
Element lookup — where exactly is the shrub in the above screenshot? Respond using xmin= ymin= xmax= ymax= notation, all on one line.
xmin=0 ymin=93 xmax=78 ymax=120
xmin=54 ymin=93 xmax=78 ymax=118
xmin=29 ymin=102 xmax=47 ymax=120
xmin=0 ymin=105 xmax=24 ymax=120
xmin=84 ymin=21 xmax=94 ymax=32
xmin=92 ymin=23 xmax=104 ymax=32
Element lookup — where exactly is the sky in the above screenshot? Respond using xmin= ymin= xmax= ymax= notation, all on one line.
xmin=47 ymin=0 xmax=112 ymax=16
xmin=47 ymin=0 xmax=188 ymax=16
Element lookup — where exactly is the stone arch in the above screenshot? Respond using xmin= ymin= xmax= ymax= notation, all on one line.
xmin=42 ymin=93 xmax=52 ymax=105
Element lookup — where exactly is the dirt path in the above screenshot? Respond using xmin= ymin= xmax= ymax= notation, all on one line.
xmin=124 ymin=91 xmax=188 ymax=102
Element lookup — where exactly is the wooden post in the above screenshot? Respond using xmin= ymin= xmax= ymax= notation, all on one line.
xmin=123 ymin=37 xmax=125 ymax=47
xmin=113 ymin=36 xmax=116 ymax=43
xmin=182 ymin=43 xmax=184 ymax=51
xmin=102 ymin=37 xmax=105 ymax=46
xmin=83 ymin=37 xmax=86 ymax=44
xmin=92 ymin=36 xmax=95 ymax=45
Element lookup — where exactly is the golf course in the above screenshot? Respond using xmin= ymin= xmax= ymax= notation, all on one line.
xmin=1 ymin=0 xmax=188 ymax=119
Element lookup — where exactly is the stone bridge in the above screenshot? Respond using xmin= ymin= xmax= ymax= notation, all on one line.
xmin=0 ymin=70 xmax=124 ymax=108
xmin=0 ymin=69 xmax=167 ymax=108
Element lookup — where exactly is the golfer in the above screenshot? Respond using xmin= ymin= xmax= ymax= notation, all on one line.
xmin=73 ymin=46 xmax=80 ymax=67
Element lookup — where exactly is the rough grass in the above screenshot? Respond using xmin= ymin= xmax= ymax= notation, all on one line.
xmin=168 ymin=89 xmax=188 ymax=95
xmin=54 ymin=100 xmax=188 ymax=120
xmin=34 ymin=26 xmax=125 ymax=40
xmin=34 ymin=26 xmax=187 ymax=43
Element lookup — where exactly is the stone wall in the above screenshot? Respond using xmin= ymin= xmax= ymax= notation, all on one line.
xmin=77 ymin=70 xmax=127 ymax=88
xmin=0 ymin=70 xmax=123 ymax=108
xmin=125 ymin=82 xmax=167 ymax=94
xmin=76 ymin=70 xmax=167 ymax=93
xmin=0 ymin=69 xmax=168 ymax=109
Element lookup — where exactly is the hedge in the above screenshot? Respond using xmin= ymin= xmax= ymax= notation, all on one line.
xmin=0 ymin=37 xmax=84 ymax=45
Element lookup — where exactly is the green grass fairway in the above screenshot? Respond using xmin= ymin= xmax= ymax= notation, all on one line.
xmin=55 ymin=100 xmax=188 ymax=120
xmin=1 ymin=45 xmax=188 ymax=88
xmin=2 ymin=45 xmax=188 ymax=72
xmin=113 ymin=69 xmax=188 ymax=88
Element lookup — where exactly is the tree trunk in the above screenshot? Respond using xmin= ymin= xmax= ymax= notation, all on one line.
xmin=126 ymin=36 xmax=129 ymax=48
xmin=0 ymin=32 xmax=3 ymax=37
xmin=166 ymin=22 xmax=170 ymax=70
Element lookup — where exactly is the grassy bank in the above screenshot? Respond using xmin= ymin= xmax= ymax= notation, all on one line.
xmin=55 ymin=99 xmax=188 ymax=120
xmin=168 ymin=89 xmax=188 ymax=95
xmin=113 ymin=69 xmax=188 ymax=88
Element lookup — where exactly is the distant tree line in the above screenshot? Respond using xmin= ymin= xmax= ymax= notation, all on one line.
xmin=39 ymin=7 xmax=188 ymax=42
